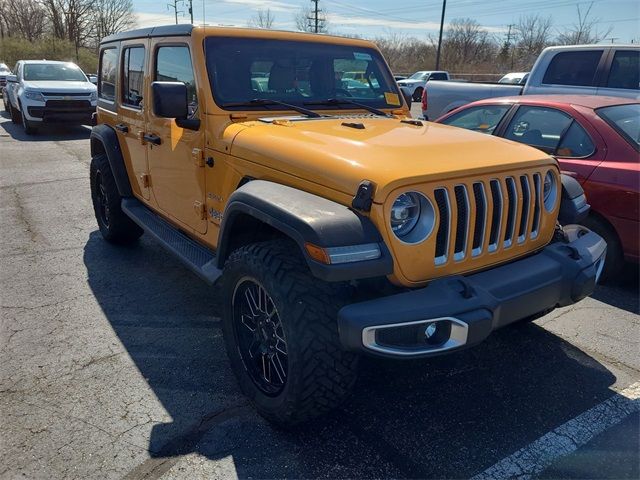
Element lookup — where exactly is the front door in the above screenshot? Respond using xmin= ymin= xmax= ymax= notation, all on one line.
xmin=147 ymin=40 xmax=207 ymax=234
xmin=117 ymin=40 xmax=150 ymax=200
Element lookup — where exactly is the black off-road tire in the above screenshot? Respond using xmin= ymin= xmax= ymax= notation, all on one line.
xmin=9 ymin=101 xmax=21 ymax=124
xmin=581 ymin=214 xmax=623 ymax=284
xmin=221 ymin=240 xmax=359 ymax=427
xmin=412 ymin=86 xmax=423 ymax=102
xmin=90 ymin=153 xmax=143 ymax=244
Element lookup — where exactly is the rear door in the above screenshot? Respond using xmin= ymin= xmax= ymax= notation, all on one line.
xmin=116 ymin=40 xmax=150 ymax=200
xmin=146 ymin=39 xmax=207 ymax=234
xmin=597 ymin=49 xmax=640 ymax=99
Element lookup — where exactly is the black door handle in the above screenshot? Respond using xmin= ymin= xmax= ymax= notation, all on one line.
xmin=114 ymin=123 xmax=129 ymax=133
xmin=143 ymin=133 xmax=161 ymax=145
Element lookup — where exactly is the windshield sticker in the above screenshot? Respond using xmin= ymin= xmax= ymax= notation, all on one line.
xmin=384 ymin=92 xmax=401 ymax=106
xmin=353 ymin=52 xmax=372 ymax=61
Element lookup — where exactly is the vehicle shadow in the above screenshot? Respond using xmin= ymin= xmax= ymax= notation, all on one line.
xmin=83 ymin=231 xmax=623 ymax=479
xmin=0 ymin=114 xmax=91 ymax=141
xmin=591 ymin=263 xmax=639 ymax=314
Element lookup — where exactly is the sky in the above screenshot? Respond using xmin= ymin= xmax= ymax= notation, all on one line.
xmin=133 ymin=0 xmax=640 ymax=43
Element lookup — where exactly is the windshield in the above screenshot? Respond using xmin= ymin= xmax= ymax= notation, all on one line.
xmin=23 ymin=63 xmax=87 ymax=82
xmin=205 ymin=37 xmax=402 ymax=111
xmin=408 ymin=71 xmax=427 ymax=80
xmin=597 ymin=104 xmax=640 ymax=150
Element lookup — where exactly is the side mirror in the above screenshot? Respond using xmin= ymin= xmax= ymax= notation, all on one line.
xmin=152 ymin=81 xmax=199 ymax=130
xmin=399 ymin=86 xmax=412 ymax=107
xmin=152 ymin=81 xmax=188 ymax=118
xmin=6 ymin=74 xmax=17 ymax=83
xmin=88 ymin=75 xmax=98 ymax=85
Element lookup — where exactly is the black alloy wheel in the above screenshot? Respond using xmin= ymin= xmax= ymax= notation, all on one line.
xmin=94 ymin=170 xmax=110 ymax=228
xmin=232 ymin=277 xmax=288 ymax=396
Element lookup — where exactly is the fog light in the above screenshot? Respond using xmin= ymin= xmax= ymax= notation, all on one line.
xmin=425 ymin=323 xmax=437 ymax=339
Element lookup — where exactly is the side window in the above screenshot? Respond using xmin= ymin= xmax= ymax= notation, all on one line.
xmin=155 ymin=45 xmax=197 ymax=118
xmin=504 ymin=106 xmax=573 ymax=153
xmin=441 ymin=105 xmax=511 ymax=134
xmin=557 ymin=121 xmax=595 ymax=158
xmin=99 ymin=48 xmax=117 ymax=101
xmin=607 ymin=50 xmax=639 ymax=90
xmin=430 ymin=73 xmax=447 ymax=81
xmin=542 ymin=50 xmax=603 ymax=87
xmin=122 ymin=46 xmax=145 ymax=108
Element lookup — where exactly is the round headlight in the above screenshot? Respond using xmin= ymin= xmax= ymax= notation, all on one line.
xmin=543 ymin=170 xmax=558 ymax=211
xmin=391 ymin=193 xmax=420 ymax=236
xmin=390 ymin=192 xmax=435 ymax=244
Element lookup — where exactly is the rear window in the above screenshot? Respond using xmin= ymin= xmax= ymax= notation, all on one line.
xmin=99 ymin=48 xmax=117 ymax=101
xmin=542 ymin=50 xmax=603 ymax=87
xmin=606 ymin=50 xmax=639 ymax=90
xmin=597 ymin=104 xmax=640 ymax=150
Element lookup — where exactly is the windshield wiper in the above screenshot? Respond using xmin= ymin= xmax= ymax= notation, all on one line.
xmin=303 ymin=98 xmax=390 ymax=117
xmin=221 ymin=99 xmax=322 ymax=118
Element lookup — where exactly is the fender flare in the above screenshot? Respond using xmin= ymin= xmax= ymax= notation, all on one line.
xmin=217 ymin=180 xmax=393 ymax=282
xmin=90 ymin=124 xmax=132 ymax=197
xmin=558 ymin=173 xmax=590 ymax=225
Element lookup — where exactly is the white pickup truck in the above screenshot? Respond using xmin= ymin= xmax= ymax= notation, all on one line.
xmin=422 ymin=45 xmax=639 ymax=120
xmin=397 ymin=70 xmax=449 ymax=101
xmin=5 ymin=60 xmax=97 ymax=134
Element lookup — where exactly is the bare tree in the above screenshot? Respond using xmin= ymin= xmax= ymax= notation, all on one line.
xmin=0 ymin=0 xmax=46 ymax=40
xmin=91 ymin=0 xmax=136 ymax=44
xmin=514 ymin=14 xmax=553 ymax=68
xmin=556 ymin=2 xmax=612 ymax=45
xmin=442 ymin=18 xmax=497 ymax=71
xmin=294 ymin=4 xmax=327 ymax=33
xmin=248 ymin=8 xmax=275 ymax=29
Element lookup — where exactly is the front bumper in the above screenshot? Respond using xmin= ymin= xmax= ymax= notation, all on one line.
xmin=23 ymin=98 xmax=96 ymax=124
xmin=338 ymin=226 xmax=606 ymax=358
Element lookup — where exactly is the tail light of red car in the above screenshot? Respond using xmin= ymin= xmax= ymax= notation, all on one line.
xmin=421 ymin=88 xmax=428 ymax=110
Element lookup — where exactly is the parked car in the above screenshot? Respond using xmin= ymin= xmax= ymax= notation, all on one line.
xmin=90 ymin=25 xmax=604 ymax=426
xmin=397 ymin=70 xmax=449 ymax=101
xmin=5 ymin=60 xmax=97 ymax=134
xmin=436 ymin=95 xmax=639 ymax=281
xmin=499 ymin=72 xmax=529 ymax=84
xmin=0 ymin=63 xmax=11 ymax=89
xmin=423 ymin=45 xmax=640 ymax=120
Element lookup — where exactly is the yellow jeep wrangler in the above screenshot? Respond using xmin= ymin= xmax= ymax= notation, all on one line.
xmin=90 ymin=25 xmax=606 ymax=425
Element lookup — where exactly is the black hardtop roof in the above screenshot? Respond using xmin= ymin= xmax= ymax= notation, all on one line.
xmin=101 ymin=24 xmax=193 ymax=44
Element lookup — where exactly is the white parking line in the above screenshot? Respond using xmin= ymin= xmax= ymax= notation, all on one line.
xmin=471 ymin=381 xmax=640 ymax=480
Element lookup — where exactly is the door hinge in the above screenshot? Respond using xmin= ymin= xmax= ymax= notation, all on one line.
xmin=192 ymin=148 xmax=205 ymax=167
xmin=194 ymin=200 xmax=206 ymax=220
xmin=140 ymin=173 xmax=150 ymax=188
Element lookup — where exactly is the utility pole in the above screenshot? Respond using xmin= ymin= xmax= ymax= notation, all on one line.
xmin=505 ymin=24 xmax=516 ymax=69
xmin=435 ymin=0 xmax=446 ymax=70
xmin=310 ymin=0 xmax=320 ymax=33
xmin=188 ymin=0 xmax=193 ymax=23
xmin=167 ymin=0 xmax=183 ymax=24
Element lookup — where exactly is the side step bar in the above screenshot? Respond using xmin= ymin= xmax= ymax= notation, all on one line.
xmin=121 ymin=198 xmax=222 ymax=284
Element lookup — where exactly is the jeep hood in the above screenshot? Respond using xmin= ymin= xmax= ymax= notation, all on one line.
xmin=229 ymin=116 xmax=554 ymax=203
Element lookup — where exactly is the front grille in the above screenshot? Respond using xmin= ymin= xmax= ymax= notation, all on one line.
xmin=42 ymin=92 xmax=90 ymax=97
xmin=432 ymin=173 xmax=543 ymax=265
xmin=44 ymin=99 xmax=91 ymax=111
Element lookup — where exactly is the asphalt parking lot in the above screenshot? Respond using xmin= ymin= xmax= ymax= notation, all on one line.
xmin=1 ymin=110 xmax=638 ymax=479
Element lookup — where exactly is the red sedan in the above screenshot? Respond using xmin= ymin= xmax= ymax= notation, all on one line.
xmin=436 ymin=95 xmax=639 ymax=282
